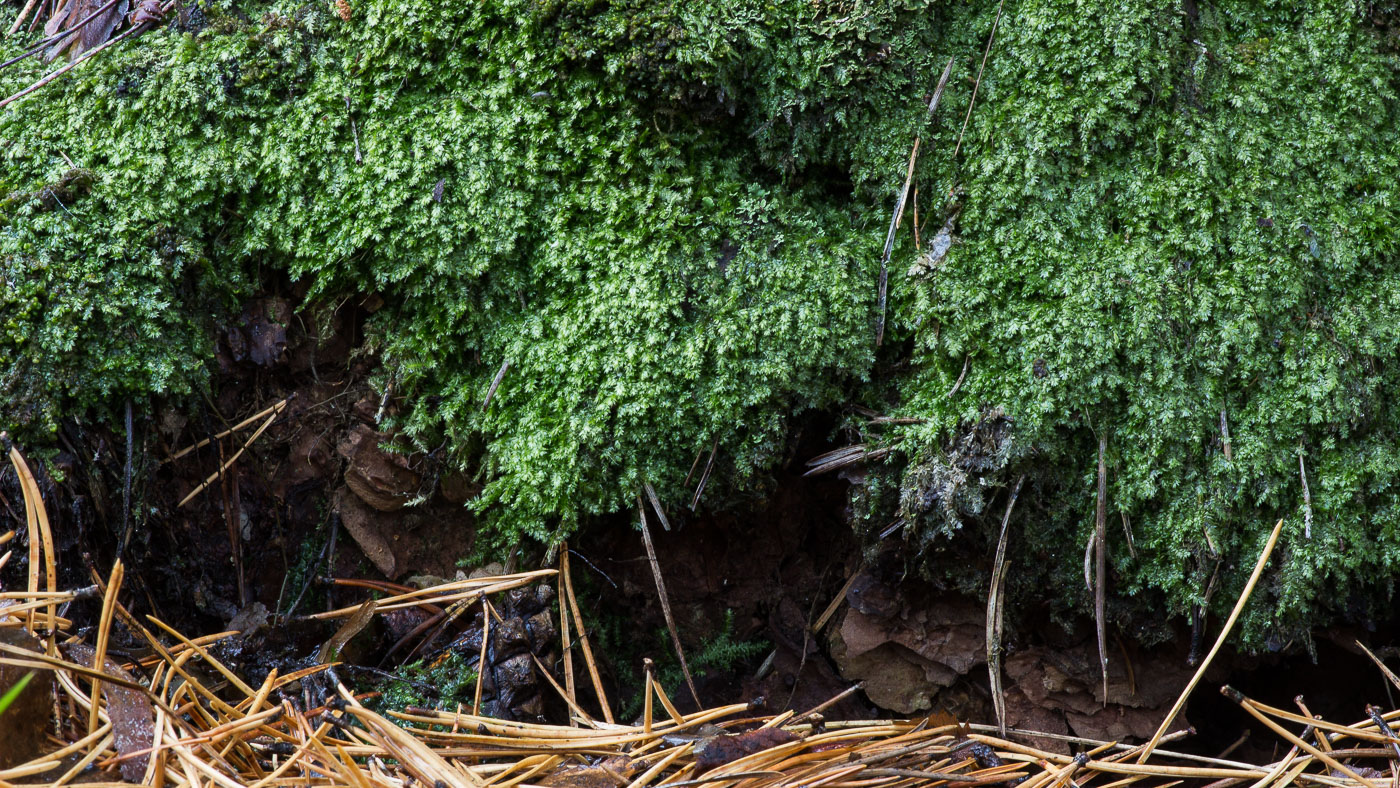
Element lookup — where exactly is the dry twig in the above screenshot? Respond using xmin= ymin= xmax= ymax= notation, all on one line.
xmin=987 ymin=475 xmax=1024 ymax=736
xmin=1138 ymin=517 xmax=1286 ymax=762
xmin=638 ymin=497 xmax=700 ymax=708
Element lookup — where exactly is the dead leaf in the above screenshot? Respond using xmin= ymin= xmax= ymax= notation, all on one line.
xmin=65 ymin=642 xmax=153 ymax=781
xmin=538 ymin=757 xmax=635 ymax=787
xmin=693 ymin=728 xmax=799 ymax=773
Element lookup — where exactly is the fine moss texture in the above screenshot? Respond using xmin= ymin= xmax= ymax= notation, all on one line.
xmin=5 ymin=0 xmax=1400 ymax=644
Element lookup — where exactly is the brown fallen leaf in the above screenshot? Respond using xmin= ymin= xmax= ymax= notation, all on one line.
xmin=44 ymin=0 xmax=127 ymax=61
xmin=65 ymin=642 xmax=154 ymax=781
xmin=538 ymin=757 xmax=635 ymax=787
xmin=693 ymin=727 xmax=799 ymax=773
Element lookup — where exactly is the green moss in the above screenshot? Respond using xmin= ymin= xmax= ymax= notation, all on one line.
xmin=1 ymin=0 xmax=880 ymax=556
xmin=5 ymin=0 xmax=1400 ymax=645
xmin=373 ymin=650 xmax=478 ymax=713
xmin=887 ymin=0 xmax=1400 ymax=646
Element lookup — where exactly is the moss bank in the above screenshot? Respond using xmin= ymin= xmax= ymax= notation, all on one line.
xmin=4 ymin=0 xmax=1400 ymax=645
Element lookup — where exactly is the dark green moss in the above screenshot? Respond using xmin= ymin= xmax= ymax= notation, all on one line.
xmin=5 ymin=0 xmax=1400 ymax=645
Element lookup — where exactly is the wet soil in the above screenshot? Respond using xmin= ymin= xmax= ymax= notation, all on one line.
xmin=3 ymin=286 xmax=1399 ymax=763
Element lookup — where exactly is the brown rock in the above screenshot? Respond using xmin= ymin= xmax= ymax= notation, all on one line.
xmin=331 ymin=483 xmax=477 ymax=581
xmin=334 ymin=485 xmax=399 ymax=577
xmin=829 ymin=637 xmax=937 ymax=713
xmin=337 ymin=425 xmax=420 ymax=511
xmin=440 ymin=467 xmax=479 ymax=505
xmin=830 ymin=580 xmax=987 ymax=713
xmin=828 ymin=574 xmax=1194 ymax=742
xmin=1002 ymin=686 xmax=1071 ymax=753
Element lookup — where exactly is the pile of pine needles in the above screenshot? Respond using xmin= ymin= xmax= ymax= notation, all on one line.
xmin=9 ymin=441 xmax=1400 ymax=788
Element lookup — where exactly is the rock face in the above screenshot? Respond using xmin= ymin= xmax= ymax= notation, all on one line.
xmin=828 ymin=570 xmax=1195 ymax=745
xmin=830 ymin=586 xmax=985 ymax=714
xmin=338 ymin=425 xmax=421 ymax=512
xmin=442 ymin=584 xmax=559 ymax=721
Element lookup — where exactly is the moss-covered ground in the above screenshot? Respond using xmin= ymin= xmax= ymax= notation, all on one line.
xmin=6 ymin=0 xmax=1400 ymax=647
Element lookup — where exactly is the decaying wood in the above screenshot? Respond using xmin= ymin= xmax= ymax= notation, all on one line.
xmin=804 ymin=444 xmax=895 ymax=476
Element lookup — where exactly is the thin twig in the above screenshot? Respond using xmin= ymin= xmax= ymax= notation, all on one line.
xmin=164 ymin=396 xmax=292 ymax=463
xmin=345 ymin=96 xmax=362 ymax=164
xmin=177 ymin=409 xmax=279 ymax=508
xmin=6 ymin=0 xmax=44 ymax=34
xmin=1299 ymin=448 xmax=1312 ymax=540
xmin=876 ymin=58 xmax=955 ymax=346
xmin=638 ymin=496 xmax=700 ymax=708
xmin=1365 ymin=705 xmax=1400 ymax=764
xmin=790 ymin=681 xmax=864 ymax=725
xmin=987 ymin=475 xmax=1025 ymax=736
xmin=562 ymin=548 xmax=613 ymax=723
xmin=1222 ymin=686 xmax=1379 ymax=788
xmin=88 ymin=559 xmax=122 ymax=736
xmin=682 ymin=445 xmax=706 ymax=489
xmin=947 ymin=354 xmax=971 ymax=398
xmin=558 ymin=553 xmax=575 ymax=725
xmin=483 ymin=360 xmax=509 ymax=411
xmin=1220 ymin=409 xmax=1233 ymax=462
xmin=1138 ymin=517 xmax=1286 ymax=762
xmin=690 ymin=440 xmax=718 ymax=510
xmin=472 ymin=600 xmax=491 ymax=714
xmin=1356 ymin=641 xmax=1400 ymax=696
xmin=951 ymin=0 xmax=1005 ymax=162
xmin=644 ymin=480 xmax=673 ymax=532
xmin=121 ymin=398 xmax=133 ymax=554
xmin=813 ymin=569 xmax=861 ymax=633
xmin=1095 ymin=433 xmax=1108 ymax=707
xmin=1121 ymin=511 xmax=1137 ymax=559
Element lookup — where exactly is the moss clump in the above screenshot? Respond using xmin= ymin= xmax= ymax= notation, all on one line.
xmin=1 ymin=0 xmax=881 ymax=555
xmin=5 ymin=0 xmax=1400 ymax=645
xmin=880 ymin=0 xmax=1400 ymax=647
xmin=373 ymin=650 xmax=477 ymax=713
